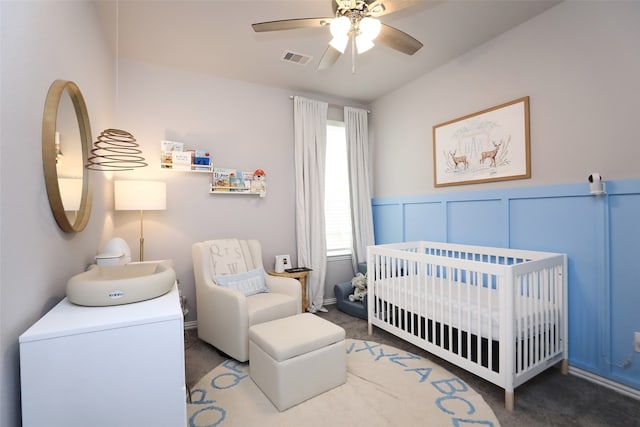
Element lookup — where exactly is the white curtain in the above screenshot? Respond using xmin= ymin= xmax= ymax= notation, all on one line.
xmin=345 ymin=106 xmax=375 ymax=273
xmin=294 ymin=96 xmax=328 ymax=313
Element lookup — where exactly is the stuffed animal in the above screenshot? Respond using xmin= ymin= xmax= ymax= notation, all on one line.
xmin=348 ymin=272 xmax=368 ymax=302
xmin=250 ymin=169 xmax=267 ymax=198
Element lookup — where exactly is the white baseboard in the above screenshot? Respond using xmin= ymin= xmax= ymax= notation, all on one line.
xmin=569 ymin=366 xmax=640 ymax=400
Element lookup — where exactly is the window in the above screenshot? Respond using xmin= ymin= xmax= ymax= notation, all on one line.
xmin=325 ymin=121 xmax=352 ymax=257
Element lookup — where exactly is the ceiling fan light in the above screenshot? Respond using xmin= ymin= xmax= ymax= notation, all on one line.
xmin=356 ymin=35 xmax=375 ymax=54
xmin=330 ymin=35 xmax=349 ymax=54
xmin=359 ymin=17 xmax=381 ymax=40
xmin=330 ymin=16 xmax=351 ymax=37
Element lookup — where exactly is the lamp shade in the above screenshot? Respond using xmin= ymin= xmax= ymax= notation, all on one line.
xmin=330 ymin=16 xmax=350 ymax=37
xmin=356 ymin=34 xmax=375 ymax=54
xmin=114 ymin=180 xmax=166 ymax=211
xmin=59 ymin=178 xmax=83 ymax=211
xmin=330 ymin=35 xmax=349 ymax=53
xmin=359 ymin=17 xmax=381 ymax=40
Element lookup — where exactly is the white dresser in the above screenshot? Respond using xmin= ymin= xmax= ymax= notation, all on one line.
xmin=19 ymin=284 xmax=186 ymax=427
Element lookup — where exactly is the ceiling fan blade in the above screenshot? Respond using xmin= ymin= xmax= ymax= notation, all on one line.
xmin=252 ymin=17 xmax=331 ymax=33
xmin=367 ymin=0 xmax=422 ymax=17
xmin=377 ymin=23 xmax=423 ymax=55
xmin=318 ymin=45 xmax=342 ymax=70
xmin=333 ymin=0 xmax=357 ymax=14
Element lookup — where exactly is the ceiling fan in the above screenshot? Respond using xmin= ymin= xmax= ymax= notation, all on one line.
xmin=251 ymin=0 xmax=423 ymax=72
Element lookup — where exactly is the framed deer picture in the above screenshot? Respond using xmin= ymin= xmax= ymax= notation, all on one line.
xmin=432 ymin=96 xmax=530 ymax=187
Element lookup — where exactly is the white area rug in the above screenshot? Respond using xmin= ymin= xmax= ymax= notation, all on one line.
xmin=187 ymin=339 xmax=500 ymax=427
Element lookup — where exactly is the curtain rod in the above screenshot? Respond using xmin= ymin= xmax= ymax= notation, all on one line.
xmin=289 ymin=96 xmax=370 ymax=114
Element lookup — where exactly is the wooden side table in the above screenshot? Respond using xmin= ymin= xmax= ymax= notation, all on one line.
xmin=268 ymin=269 xmax=310 ymax=312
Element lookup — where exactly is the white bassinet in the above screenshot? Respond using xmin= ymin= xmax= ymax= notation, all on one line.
xmin=367 ymin=241 xmax=568 ymax=411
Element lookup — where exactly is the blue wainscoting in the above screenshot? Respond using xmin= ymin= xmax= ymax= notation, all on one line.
xmin=372 ymin=179 xmax=640 ymax=392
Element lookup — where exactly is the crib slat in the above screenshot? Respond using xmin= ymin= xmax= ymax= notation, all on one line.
xmin=487 ymin=272 xmax=494 ymax=372
xmin=516 ymin=275 xmax=523 ymax=374
xmin=527 ymin=273 xmax=533 ymax=370
xmin=533 ymin=272 xmax=539 ymax=366
xmin=542 ymin=268 xmax=549 ymax=361
xmin=475 ymin=269 xmax=482 ymax=368
xmin=466 ymin=270 xmax=473 ymax=366
xmin=455 ymin=266 xmax=461 ymax=361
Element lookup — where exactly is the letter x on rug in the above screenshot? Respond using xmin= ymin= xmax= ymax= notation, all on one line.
xmin=188 ymin=339 xmax=500 ymax=426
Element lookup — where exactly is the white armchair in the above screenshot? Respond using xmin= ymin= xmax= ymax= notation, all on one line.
xmin=192 ymin=239 xmax=301 ymax=362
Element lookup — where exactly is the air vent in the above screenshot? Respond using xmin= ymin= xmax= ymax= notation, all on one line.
xmin=281 ymin=51 xmax=312 ymax=66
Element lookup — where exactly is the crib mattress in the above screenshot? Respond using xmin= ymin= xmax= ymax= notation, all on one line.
xmin=371 ymin=276 xmax=560 ymax=340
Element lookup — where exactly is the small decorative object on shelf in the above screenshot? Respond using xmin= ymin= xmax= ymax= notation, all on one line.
xmin=250 ymin=169 xmax=267 ymax=198
xmin=210 ymin=167 xmax=266 ymax=196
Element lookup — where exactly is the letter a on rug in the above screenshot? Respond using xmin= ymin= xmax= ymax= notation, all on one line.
xmin=188 ymin=339 xmax=500 ymax=426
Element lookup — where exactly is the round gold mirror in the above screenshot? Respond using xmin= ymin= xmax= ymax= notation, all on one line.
xmin=42 ymin=80 xmax=93 ymax=232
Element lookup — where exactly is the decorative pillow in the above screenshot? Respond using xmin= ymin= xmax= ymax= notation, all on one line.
xmin=214 ymin=267 xmax=268 ymax=296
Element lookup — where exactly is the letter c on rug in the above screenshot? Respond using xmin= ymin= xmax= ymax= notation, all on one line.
xmin=435 ymin=395 xmax=476 ymax=416
xmin=431 ymin=377 xmax=468 ymax=395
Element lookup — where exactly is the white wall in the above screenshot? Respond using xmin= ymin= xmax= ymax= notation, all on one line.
xmin=112 ymin=59 xmax=296 ymax=319
xmin=110 ymin=59 xmax=363 ymax=320
xmin=371 ymin=1 xmax=640 ymax=198
xmin=0 ymin=1 xmax=114 ymax=426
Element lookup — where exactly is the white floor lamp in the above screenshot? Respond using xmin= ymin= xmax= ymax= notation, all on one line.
xmin=114 ymin=180 xmax=166 ymax=261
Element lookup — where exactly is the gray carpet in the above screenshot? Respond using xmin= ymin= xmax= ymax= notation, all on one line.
xmin=185 ymin=305 xmax=640 ymax=427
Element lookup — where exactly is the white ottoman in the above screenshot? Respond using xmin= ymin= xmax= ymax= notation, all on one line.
xmin=248 ymin=313 xmax=346 ymax=411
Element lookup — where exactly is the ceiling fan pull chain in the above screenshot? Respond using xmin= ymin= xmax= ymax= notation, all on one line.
xmin=351 ymin=31 xmax=356 ymax=74
xmin=351 ymin=12 xmax=357 ymax=74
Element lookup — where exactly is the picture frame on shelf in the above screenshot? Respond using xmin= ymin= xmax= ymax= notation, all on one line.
xmin=171 ymin=151 xmax=192 ymax=171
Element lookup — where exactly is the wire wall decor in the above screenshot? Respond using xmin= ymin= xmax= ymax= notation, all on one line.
xmin=86 ymin=128 xmax=148 ymax=171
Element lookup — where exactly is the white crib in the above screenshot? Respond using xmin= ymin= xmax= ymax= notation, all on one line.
xmin=367 ymin=241 xmax=568 ymax=411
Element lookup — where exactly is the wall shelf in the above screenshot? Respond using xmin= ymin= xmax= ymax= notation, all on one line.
xmin=159 ymin=157 xmax=266 ymax=196
xmin=161 ymin=163 xmax=212 ymax=173
xmin=211 ymin=167 xmax=266 ymax=197
xmin=210 ymin=185 xmax=261 ymax=195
